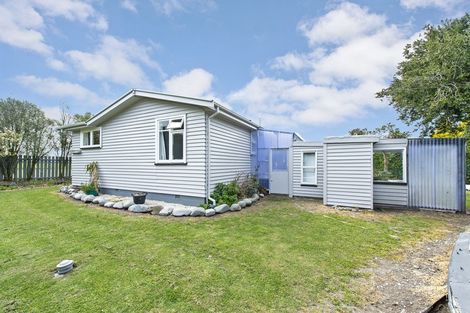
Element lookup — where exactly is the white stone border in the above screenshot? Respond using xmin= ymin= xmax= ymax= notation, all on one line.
xmin=59 ymin=186 xmax=264 ymax=217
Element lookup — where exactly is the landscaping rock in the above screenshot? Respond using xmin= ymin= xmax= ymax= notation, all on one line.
xmin=74 ymin=193 xmax=83 ymax=200
xmin=104 ymin=201 xmax=115 ymax=208
xmin=190 ymin=207 xmax=206 ymax=217
xmin=92 ymin=196 xmax=104 ymax=204
xmin=69 ymin=192 xmax=76 ymax=198
xmin=252 ymin=194 xmax=260 ymax=201
xmin=238 ymin=200 xmax=247 ymax=208
xmin=149 ymin=205 xmax=164 ymax=215
xmin=128 ymin=204 xmax=151 ymax=213
xmin=259 ymin=193 xmax=265 ymax=198
xmin=205 ymin=208 xmax=216 ymax=217
xmin=80 ymin=194 xmax=88 ymax=202
xmin=83 ymin=195 xmax=95 ymax=203
xmin=113 ymin=201 xmax=125 ymax=209
xmin=230 ymin=203 xmax=241 ymax=211
xmin=244 ymin=198 xmax=252 ymax=206
xmin=214 ymin=204 xmax=229 ymax=214
xmin=122 ymin=199 xmax=134 ymax=209
xmin=172 ymin=207 xmax=191 ymax=217
xmin=98 ymin=197 xmax=108 ymax=206
xmin=60 ymin=186 xmax=68 ymax=193
xmin=158 ymin=206 xmax=173 ymax=216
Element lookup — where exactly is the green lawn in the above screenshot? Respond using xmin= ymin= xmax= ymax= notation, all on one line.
xmin=0 ymin=188 xmax=445 ymax=312
xmin=467 ymin=190 xmax=470 ymax=209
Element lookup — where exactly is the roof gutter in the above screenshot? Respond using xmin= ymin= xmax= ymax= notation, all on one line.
xmin=206 ymin=105 xmax=221 ymax=206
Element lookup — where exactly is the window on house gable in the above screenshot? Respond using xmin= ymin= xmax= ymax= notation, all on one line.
xmin=81 ymin=128 xmax=101 ymax=148
xmin=156 ymin=116 xmax=186 ymax=163
xmin=302 ymin=151 xmax=317 ymax=185
xmin=373 ymin=149 xmax=406 ymax=183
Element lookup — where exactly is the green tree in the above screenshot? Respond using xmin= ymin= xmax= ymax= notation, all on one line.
xmin=73 ymin=112 xmax=93 ymax=123
xmin=348 ymin=123 xmax=410 ymax=139
xmin=0 ymin=98 xmax=36 ymax=180
xmin=377 ymin=14 xmax=470 ymax=135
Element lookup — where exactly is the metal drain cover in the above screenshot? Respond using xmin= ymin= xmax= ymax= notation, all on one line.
xmin=56 ymin=260 xmax=74 ymax=275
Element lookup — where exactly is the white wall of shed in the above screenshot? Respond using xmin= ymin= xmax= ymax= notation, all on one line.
xmin=324 ymin=142 xmax=374 ymax=209
xmin=291 ymin=144 xmax=324 ymax=198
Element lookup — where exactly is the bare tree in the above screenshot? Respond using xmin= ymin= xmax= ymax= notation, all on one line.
xmin=53 ymin=106 xmax=74 ymax=179
xmin=23 ymin=111 xmax=55 ymax=180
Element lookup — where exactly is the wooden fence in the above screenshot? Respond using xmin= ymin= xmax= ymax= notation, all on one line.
xmin=0 ymin=155 xmax=71 ymax=181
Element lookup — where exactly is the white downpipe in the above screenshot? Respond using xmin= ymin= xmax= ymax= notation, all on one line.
xmin=207 ymin=105 xmax=220 ymax=206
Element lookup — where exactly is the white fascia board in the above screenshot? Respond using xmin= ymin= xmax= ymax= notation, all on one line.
xmin=86 ymin=89 xmax=216 ymax=127
xmin=324 ymin=135 xmax=380 ymax=143
xmin=293 ymin=141 xmax=323 ymax=147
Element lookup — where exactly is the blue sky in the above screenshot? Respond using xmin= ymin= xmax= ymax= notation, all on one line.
xmin=0 ymin=0 xmax=468 ymax=140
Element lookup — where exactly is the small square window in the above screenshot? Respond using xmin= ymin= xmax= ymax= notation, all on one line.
xmin=373 ymin=150 xmax=405 ymax=182
xmin=81 ymin=128 xmax=101 ymax=148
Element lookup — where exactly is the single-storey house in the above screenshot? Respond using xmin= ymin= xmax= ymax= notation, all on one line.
xmin=62 ymin=89 xmax=466 ymax=212
xmin=61 ymin=89 xmax=260 ymax=206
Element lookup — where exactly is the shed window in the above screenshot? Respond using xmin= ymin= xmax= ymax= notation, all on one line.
xmin=373 ymin=149 xmax=406 ymax=182
xmin=156 ymin=116 xmax=186 ymax=163
xmin=301 ymin=151 xmax=317 ymax=185
xmin=80 ymin=128 xmax=101 ymax=148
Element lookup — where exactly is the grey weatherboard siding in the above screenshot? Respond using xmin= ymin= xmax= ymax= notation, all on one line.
xmin=324 ymin=141 xmax=374 ymax=209
xmin=72 ymin=99 xmax=207 ymax=201
xmin=209 ymin=115 xmax=252 ymax=192
xmin=291 ymin=143 xmax=324 ymax=198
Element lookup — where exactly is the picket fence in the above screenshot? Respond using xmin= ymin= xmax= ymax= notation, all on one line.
xmin=0 ymin=155 xmax=71 ymax=181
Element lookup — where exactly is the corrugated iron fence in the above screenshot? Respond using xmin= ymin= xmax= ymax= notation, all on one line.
xmin=408 ymin=138 xmax=466 ymax=212
xmin=0 ymin=155 xmax=71 ymax=181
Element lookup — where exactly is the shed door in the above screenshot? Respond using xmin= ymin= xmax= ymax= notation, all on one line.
xmin=270 ymin=148 xmax=289 ymax=194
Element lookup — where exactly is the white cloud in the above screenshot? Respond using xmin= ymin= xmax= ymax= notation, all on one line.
xmin=16 ymin=75 xmax=107 ymax=106
xmin=151 ymin=0 xmax=216 ymax=15
xmin=400 ymin=0 xmax=463 ymax=10
xmin=298 ymin=2 xmax=386 ymax=46
xmin=163 ymin=68 xmax=214 ymax=98
xmin=29 ymin=0 xmax=108 ymax=31
xmin=0 ymin=0 xmax=107 ymax=57
xmin=65 ymin=35 xmax=162 ymax=88
xmin=271 ymin=52 xmax=311 ymax=71
xmin=46 ymin=58 xmax=68 ymax=71
xmin=41 ymin=106 xmax=62 ymax=120
xmin=0 ymin=1 xmax=51 ymax=55
xmin=121 ymin=0 xmax=138 ymax=13
xmin=228 ymin=2 xmax=415 ymax=128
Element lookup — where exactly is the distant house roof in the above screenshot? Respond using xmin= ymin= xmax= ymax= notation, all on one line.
xmin=59 ymin=89 xmax=259 ymax=130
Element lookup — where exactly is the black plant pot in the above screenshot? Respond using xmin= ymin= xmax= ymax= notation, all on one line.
xmin=132 ymin=192 xmax=147 ymax=204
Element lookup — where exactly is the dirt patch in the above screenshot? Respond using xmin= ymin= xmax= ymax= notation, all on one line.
xmin=353 ymin=216 xmax=470 ymax=312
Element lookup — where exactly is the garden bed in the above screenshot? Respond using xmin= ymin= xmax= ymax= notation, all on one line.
xmin=59 ymin=185 xmax=264 ymax=217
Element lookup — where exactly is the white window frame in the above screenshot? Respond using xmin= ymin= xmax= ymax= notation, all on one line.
xmin=155 ymin=115 xmax=187 ymax=164
xmin=373 ymin=147 xmax=407 ymax=183
xmin=80 ymin=127 xmax=102 ymax=149
xmin=301 ymin=150 xmax=318 ymax=185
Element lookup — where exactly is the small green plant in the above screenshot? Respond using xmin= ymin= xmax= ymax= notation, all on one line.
xmin=81 ymin=183 xmax=98 ymax=196
xmin=211 ymin=181 xmax=239 ymax=206
xmin=199 ymin=203 xmax=210 ymax=210
xmin=237 ymin=173 xmax=259 ymax=198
